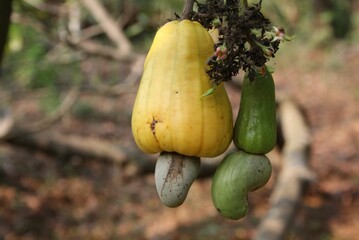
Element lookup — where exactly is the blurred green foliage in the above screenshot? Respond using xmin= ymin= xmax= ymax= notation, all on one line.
xmin=329 ymin=0 xmax=352 ymax=38
xmin=260 ymin=0 xmax=354 ymax=43
xmin=71 ymin=101 xmax=97 ymax=120
xmin=4 ymin=21 xmax=83 ymax=114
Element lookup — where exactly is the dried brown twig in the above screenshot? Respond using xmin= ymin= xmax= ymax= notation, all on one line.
xmin=1 ymin=87 xmax=79 ymax=140
xmin=79 ymin=0 xmax=132 ymax=56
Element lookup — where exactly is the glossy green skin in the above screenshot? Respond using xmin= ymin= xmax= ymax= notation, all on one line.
xmin=211 ymin=151 xmax=272 ymax=220
xmin=233 ymin=68 xmax=277 ymax=154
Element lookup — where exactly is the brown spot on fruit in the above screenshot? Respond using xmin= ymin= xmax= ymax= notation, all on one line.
xmin=150 ymin=117 xmax=158 ymax=133
xmin=149 ymin=116 xmax=161 ymax=142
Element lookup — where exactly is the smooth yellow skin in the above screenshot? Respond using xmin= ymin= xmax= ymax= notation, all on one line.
xmin=131 ymin=20 xmax=233 ymax=158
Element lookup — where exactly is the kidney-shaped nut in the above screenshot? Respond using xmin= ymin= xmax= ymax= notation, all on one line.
xmin=211 ymin=151 xmax=272 ymax=219
xmin=155 ymin=152 xmax=200 ymax=208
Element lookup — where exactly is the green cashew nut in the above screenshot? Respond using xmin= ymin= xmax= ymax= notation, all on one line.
xmin=211 ymin=151 xmax=272 ymax=220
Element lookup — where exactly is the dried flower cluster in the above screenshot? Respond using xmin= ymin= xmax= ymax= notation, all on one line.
xmin=188 ymin=0 xmax=288 ymax=84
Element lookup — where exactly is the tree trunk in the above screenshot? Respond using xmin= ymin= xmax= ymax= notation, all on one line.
xmin=0 ymin=0 xmax=13 ymax=69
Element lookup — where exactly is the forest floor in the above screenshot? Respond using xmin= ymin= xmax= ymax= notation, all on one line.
xmin=0 ymin=40 xmax=359 ymax=240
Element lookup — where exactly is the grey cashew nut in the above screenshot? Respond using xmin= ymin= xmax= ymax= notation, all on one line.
xmin=155 ymin=152 xmax=200 ymax=208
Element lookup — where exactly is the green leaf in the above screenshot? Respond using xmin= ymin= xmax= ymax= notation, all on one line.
xmin=201 ymin=86 xmax=216 ymax=97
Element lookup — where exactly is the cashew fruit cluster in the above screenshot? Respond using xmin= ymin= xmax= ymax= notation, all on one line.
xmin=211 ymin=67 xmax=276 ymax=219
xmin=131 ymin=20 xmax=233 ymax=207
xmin=131 ymin=19 xmax=275 ymax=212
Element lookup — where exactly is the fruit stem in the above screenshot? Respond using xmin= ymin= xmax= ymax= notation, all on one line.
xmin=182 ymin=0 xmax=195 ymax=20
xmin=239 ymin=0 xmax=248 ymax=16
xmin=240 ymin=0 xmax=248 ymax=8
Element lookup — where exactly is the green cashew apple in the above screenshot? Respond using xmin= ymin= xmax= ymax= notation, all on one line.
xmin=233 ymin=66 xmax=277 ymax=154
xmin=211 ymin=151 xmax=272 ymax=220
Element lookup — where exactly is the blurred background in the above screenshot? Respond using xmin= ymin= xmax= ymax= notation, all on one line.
xmin=0 ymin=0 xmax=358 ymax=239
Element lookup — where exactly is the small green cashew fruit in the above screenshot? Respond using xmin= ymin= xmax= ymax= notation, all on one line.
xmin=211 ymin=151 xmax=272 ymax=220
xmin=155 ymin=152 xmax=200 ymax=208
